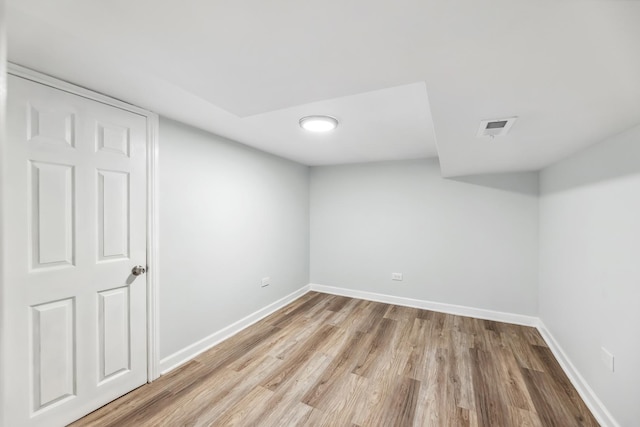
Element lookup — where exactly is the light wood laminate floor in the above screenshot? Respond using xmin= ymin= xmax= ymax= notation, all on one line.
xmin=72 ymin=292 xmax=598 ymax=426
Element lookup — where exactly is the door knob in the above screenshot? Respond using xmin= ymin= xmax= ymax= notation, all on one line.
xmin=132 ymin=265 xmax=146 ymax=276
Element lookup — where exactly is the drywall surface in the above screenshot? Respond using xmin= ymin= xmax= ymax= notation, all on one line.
xmin=0 ymin=1 xmax=7 ymax=423
xmin=310 ymin=158 xmax=539 ymax=315
xmin=159 ymin=118 xmax=309 ymax=359
xmin=539 ymin=124 xmax=640 ymax=427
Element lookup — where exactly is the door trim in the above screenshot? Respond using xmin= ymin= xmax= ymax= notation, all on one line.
xmin=6 ymin=62 xmax=161 ymax=382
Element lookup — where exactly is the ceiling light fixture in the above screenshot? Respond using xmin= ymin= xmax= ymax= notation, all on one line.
xmin=299 ymin=115 xmax=338 ymax=132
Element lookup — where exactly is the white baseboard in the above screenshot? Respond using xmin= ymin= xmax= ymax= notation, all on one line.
xmin=159 ymin=284 xmax=310 ymax=374
xmin=310 ymin=283 xmax=617 ymax=426
xmin=309 ymin=283 xmax=538 ymax=326
xmin=537 ymin=321 xmax=619 ymax=427
xmin=158 ymin=282 xmax=617 ymax=427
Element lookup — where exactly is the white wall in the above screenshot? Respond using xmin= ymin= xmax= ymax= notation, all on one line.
xmin=0 ymin=1 xmax=7 ymax=424
xmin=158 ymin=118 xmax=310 ymax=360
xmin=539 ymin=124 xmax=640 ymax=427
xmin=310 ymin=158 xmax=539 ymax=316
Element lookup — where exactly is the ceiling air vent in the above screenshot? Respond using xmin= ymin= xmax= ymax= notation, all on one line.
xmin=477 ymin=117 xmax=517 ymax=138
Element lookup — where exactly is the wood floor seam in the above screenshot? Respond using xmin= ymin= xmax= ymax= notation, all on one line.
xmin=72 ymin=292 xmax=599 ymax=427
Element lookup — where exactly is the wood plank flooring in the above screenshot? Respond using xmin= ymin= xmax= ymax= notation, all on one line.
xmin=71 ymin=292 xmax=599 ymax=426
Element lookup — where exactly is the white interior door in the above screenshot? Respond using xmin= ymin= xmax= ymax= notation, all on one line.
xmin=3 ymin=74 xmax=149 ymax=426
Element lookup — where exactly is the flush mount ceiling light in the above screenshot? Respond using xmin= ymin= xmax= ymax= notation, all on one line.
xmin=299 ymin=115 xmax=338 ymax=132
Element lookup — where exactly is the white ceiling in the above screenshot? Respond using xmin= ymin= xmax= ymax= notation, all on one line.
xmin=6 ymin=0 xmax=640 ymax=176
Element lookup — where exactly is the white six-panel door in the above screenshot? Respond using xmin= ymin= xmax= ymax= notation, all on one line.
xmin=4 ymin=74 xmax=148 ymax=426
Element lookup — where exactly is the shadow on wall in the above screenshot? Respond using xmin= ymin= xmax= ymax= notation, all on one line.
xmin=539 ymin=122 xmax=640 ymax=194
xmin=450 ymin=172 xmax=539 ymax=196
xmin=449 ymin=122 xmax=640 ymax=196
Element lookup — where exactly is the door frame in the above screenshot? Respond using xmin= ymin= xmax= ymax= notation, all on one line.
xmin=4 ymin=62 xmax=161 ymax=383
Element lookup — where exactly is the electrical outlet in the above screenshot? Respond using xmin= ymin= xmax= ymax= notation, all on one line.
xmin=601 ymin=347 xmax=614 ymax=372
xmin=392 ymin=273 xmax=403 ymax=281
xmin=261 ymin=277 xmax=270 ymax=288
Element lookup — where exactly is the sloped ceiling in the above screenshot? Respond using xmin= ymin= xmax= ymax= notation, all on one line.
xmin=6 ymin=0 xmax=640 ymax=176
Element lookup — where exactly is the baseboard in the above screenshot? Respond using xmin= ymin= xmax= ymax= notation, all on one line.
xmin=309 ymin=283 xmax=538 ymax=326
xmin=159 ymin=284 xmax=310 ymax=375
xmin=537 ymin=321 xmax=619 ymax=427
xmin=158 ymin=282 xmax=616 ymax=426
xmin=310 ymin=284 xmax=617 ymax=425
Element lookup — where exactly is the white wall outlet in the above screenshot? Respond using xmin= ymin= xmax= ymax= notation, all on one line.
xmin=601 ymin=347 xmax=614 ymax=372
xmin=392 ymin=273 xmax=403 ymax=281
xmin=261 ymin=277 xmax=271 ymax=288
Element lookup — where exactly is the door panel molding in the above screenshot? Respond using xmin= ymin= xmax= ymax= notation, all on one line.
xmin=98 ymin=286 xmax=131 ymax=384
xmin=30 ymin=297 xmax=77 ymax=414
xmin=29 ymin=160 xmax=76 ymax=270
